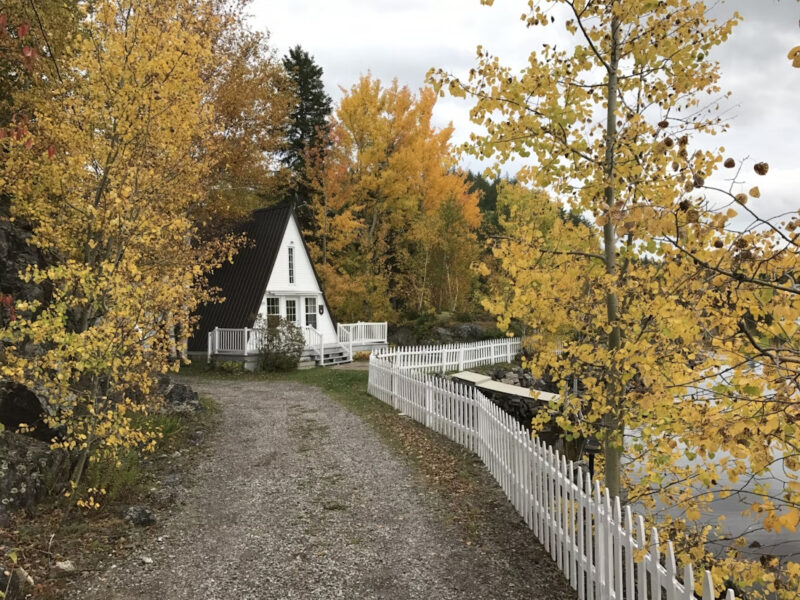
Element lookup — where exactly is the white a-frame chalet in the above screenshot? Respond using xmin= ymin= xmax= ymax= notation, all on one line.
xmin=189 ymin=204 xmax=386 ymax=367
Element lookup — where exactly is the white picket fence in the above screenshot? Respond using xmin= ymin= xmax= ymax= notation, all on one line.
xmin=368 ymin=341 xmax=736 ymax=600
xmin=387 ymin=337 xmax=521 ymax=373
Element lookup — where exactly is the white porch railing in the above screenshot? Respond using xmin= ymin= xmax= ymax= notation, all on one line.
xmin=339 ymin=326 xmax=353 ymax=362
xmin=337 ymin=321 xmax=387 ymax=346
xmin=207 ymin=327 xmax=261 ymax=361
xmin=207 ymin=325 xmax=323 ymax=361
xmin=368 ymin=341 xmax=738 ymax=600
xmin=206 ymin=321 xmax=388 ymax=365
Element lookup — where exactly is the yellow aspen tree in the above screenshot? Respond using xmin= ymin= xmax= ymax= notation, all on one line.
xmin=198 ymin=27 xmax=294 ymax=238
xmin=305 ymin=76 xmax=481 ymax=320
xmin=0 ymin=0 xmax=237 ymax=504
xmin=432 ymin=1 xmax=799 ymax=595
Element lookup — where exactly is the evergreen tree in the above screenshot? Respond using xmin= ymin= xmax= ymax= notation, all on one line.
xmin=282 ymin=45 xmax=332 ymax=212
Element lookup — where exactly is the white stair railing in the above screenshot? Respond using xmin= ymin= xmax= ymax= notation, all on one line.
xmin=303 ymin=325 xmax=325 ymax=365
xmin=339 ymin=326 xmax=353 ymax=361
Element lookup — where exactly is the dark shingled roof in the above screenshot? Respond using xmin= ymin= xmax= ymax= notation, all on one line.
xmin=188 ymin=203 xmax=293 ymax=352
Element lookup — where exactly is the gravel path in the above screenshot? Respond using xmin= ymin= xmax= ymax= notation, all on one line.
xmin=73 ymin=379 xmax=574 ymax=599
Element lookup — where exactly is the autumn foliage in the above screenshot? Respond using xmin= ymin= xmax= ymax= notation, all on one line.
xmin=305 ymin=76 xmax=482 ymax=321
xmin=0 ymin=1 xmax=288 ymax=504
xmin=433 ymin=0 xmax=800 ymax=596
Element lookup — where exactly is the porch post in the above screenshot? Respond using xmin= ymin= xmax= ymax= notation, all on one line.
xmin=214 ymin=327 xmax=219 ymax=355
xmin=243 ymin=327 xmax=248 ymax=356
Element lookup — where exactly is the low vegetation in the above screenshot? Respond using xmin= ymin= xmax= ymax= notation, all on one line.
xmin=0 ymin=395 xmax=218 ymax=599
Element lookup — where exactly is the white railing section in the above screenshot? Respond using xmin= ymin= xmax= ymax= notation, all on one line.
xmin=208 ymin=325 xmax=324 ymax=359
xmin=367 ymin=342 xmax=736 ymax=600
xmin=385 ymin=338 xmax=521 ymax=373
xmin=208 ymin=327 xmax=251 ymax=356
xmin=339 ymin=326 xmax=353 ymax=362
xmin=302 ymin=325 xmax=324 ymax=364
xmin=337 ymin=321 xmax=387 ymax=346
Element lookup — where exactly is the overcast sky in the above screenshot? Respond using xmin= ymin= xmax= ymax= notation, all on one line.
xmin=252 ymin=0 xmax=799 ymax=222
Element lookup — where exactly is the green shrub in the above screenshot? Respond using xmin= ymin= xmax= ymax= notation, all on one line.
xmin=255 ymin=317 xmax=305 ymax=372
xmin=83 ymin=449 xmax=142 ymax=501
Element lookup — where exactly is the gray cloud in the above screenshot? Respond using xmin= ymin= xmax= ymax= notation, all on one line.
xmin=253 ymin=0 xmax=799 ymax=219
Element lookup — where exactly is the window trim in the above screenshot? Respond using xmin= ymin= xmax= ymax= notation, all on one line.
xmin=265 ymin=297 xmax=280 ymax=316
xmin=288 ymin=245 xmax=295 ymax=284
xmin=305 ymin=297 xmax=317 ymax=328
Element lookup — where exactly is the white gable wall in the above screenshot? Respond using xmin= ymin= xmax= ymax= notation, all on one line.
xmin=258 ymin=215 xmax=338 ymax=344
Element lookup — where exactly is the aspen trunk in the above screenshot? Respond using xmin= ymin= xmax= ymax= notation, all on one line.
xmin=602 ymin=12 xmax=623 ymax=499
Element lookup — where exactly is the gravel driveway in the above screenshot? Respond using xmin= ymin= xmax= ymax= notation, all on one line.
xmin=72 ymin=379 xmax=574 ymax=599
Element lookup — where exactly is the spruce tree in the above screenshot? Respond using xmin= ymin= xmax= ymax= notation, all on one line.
xmin=282 ymin=45 xmax=332 ymax=215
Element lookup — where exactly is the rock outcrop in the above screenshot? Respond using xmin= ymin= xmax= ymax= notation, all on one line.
xmin=0 ymin=382 xmax=57 ymax=442
xmin=0 ymin=431 xmax=70 ymax=510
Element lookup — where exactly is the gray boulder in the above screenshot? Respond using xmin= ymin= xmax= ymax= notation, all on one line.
xmin=162 ymin=382 xmax=202 ymax=414
xmin=0 ymin=431 xmax=70 ymax=510
xmin=125 ymin=505 xmax=157 ymax=527
xmin=432 ymin=327 xmax=454 ymax=343
xmin=453 ymin=323 xmax=483 ymax=341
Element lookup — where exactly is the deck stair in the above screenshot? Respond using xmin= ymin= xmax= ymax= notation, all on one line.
xmin=302 ymin=343 xmax=352 ymax=367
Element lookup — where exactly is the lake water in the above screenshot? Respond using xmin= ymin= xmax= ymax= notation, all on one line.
xmin=625 ymin=365 xmax=799 ymax=563
xmin=627 ymin=444 xmax=800 ymax=562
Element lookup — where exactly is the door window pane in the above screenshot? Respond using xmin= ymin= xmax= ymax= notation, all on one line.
xmin=285 ymin=300 xmax=296 ymax=324
xmin=305 ymin=298 xmax=317 ymax=329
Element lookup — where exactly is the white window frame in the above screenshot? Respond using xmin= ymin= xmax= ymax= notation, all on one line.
xmin=288 ymin=245 xmax=295 ymax=284
xmin=264 ymin=297 xmax=280 ymax=326
xmin=265 ymin=297 xmax=280 ymax=316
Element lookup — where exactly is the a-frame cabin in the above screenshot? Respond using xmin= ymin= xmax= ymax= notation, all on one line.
xmin=189 ymin=204 xmax=387 ymax=368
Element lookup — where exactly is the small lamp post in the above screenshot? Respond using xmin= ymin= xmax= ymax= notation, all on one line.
xmin=584 ymin=436 xmax=601 ymax=480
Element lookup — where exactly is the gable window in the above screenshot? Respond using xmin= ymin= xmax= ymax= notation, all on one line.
xmin=288 ymin=246 xmax=295 ymax=284
xmin=265 ymin=297 xmax=279 ymax=327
